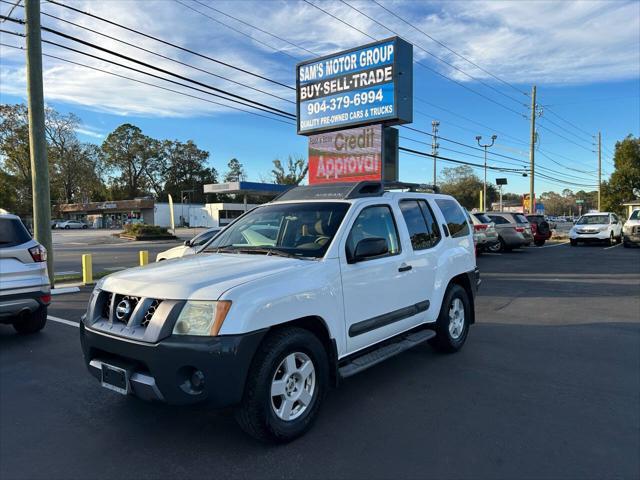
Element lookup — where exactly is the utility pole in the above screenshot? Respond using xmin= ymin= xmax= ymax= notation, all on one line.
xmin=529 ymin=85 xmax=537 ymax=214
xmin=597 ymin=131 xmax=602 ymax=211
xmin=476 ymin=134 xmax=497 ymax=211
xmin=431 ymin=120 xmax=439 ymax=186
xmin=25 ymin=0 xmax=54 ymax=285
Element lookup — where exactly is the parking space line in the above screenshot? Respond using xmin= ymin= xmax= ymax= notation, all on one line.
xmin=604 ymin=243 xmax=622 ymax=250
xmin=540 ymin=241 xmax=570 ymax=248
xmin=47 ymin=315 xmax=79 ymax=328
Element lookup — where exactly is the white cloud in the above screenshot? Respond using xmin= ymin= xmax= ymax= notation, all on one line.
xmin=1 ymin=0 xmax=638 ymax=119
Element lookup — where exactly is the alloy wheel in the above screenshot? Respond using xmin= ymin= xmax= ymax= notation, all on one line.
xmin=448 ymin=298 xmax=465 ymax=339
xmin=270 ymin=352 xmax=316 ymax=422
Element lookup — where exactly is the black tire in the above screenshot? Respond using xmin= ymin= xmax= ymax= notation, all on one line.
xmin=429 ymin=284 xmax=471 ymax=353
xmin=609 ymin=232 xmax=615 ymax=246
xmin=82 ymin=225 xmax=88 ymax=229
xmin=235 ymin=327 xmax=329 ymax=443
xmin=13 ymin=306 xmax=47 ymax=334
xmin=570 ymin=239 xmax=578 ymax=246
xmin=534 ymin=239 xmax=545 ymax=247
xmin=64 ymin=225 xmax=70 ymax=230
xmin=488 ymin=237 xmax=505 ymax=253
xmin=623 ymin=241 xmax=630 ymax=248
xmin=616 ymin=234 xmax=622 ymax=244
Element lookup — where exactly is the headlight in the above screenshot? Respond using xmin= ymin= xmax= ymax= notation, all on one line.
xmin=598 ymin=226 xmax=609 ymax=232
xmin=172 ymin=301 xmax=232 ymax=336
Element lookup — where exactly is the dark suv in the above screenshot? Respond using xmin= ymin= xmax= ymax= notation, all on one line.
xmin=526 ymin=215 xmax=552 ymax=246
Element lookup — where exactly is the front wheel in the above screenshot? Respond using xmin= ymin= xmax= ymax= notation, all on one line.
xmin=13 ymin=306 xmax=47 ymax=334
xmin=534 ymin=239 xmax=546 ymax=246
xmin=430 ymin=284 xmax=471 ymax=353
xmin=235 ymin=327 xmax=328 ymax=443
xmin=570 ymin=239 xmax=578 ymax=246
xmin=64 ymin=225 xmax=70 ymax=230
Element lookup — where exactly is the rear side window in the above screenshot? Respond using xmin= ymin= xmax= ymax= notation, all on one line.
xmin=0 ymin=218 xmax=32 ymax=248
xmin=489 ymin=215 xmax=509 ymax=225
xmin=514 ymin=214 xmax=529 ymax=224
xmin=474 ymin=213 xmax=492 ymax=224
xmin=399 ymin=200 xmax=441 ymax=250
xmin=435 ymin=199 xmax=470 ymax=238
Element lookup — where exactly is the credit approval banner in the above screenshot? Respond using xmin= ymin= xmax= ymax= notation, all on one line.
xmin=308 ymin=125 xmax=383 ymax=184
xmin=297 ymin=37 xmax=412 ymax=135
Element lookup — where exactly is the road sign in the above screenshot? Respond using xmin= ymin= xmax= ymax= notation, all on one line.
xmin=297 ymin=37 xmax=413 ymax=135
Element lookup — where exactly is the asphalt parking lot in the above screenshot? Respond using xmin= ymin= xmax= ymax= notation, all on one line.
xmin=1 ymin=243 xmax=639 ymax=479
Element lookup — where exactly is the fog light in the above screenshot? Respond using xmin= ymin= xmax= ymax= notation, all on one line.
xmin=178 ymin=366 xmax=205 ymax=395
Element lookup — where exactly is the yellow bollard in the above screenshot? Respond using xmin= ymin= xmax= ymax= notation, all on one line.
xmin=139 ymin=250 xmax=149 ymax=266
xmin=82 ymin=254 xmax=93 ymax=285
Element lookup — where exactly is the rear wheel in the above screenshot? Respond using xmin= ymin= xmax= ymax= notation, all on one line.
xmin=430 ymin=284 xmax=470 ymax=353
xmin=13 ymin=306 xmax=47 ymax=334
xmin=488 ymin=237 xmax=504 ymax=253
xmin=534 ymin=239 xmax=546 ymax=246
xmin=235 ymin=327 xmax=328 ymax=443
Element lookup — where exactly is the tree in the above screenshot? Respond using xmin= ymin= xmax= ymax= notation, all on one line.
xmin=439 ymin=165 xmax=497 ymax=209
xmin=223 ymin=158 xmax=246 ymax=182
xmin=0 ymin=104 xmax=33 ymax=214
xmin=101 ymin=124 xmax=160 ymax=199
xmin=271 ymin=155 xmax=308 ymax=185
xmin=601 ymin=135 xmax=640 ymax=215
xmin=159 ymin=140 xmax=217 ymax=203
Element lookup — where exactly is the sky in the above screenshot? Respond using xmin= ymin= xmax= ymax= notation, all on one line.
xmin=1 ymin=0 xmax=639 ymax=197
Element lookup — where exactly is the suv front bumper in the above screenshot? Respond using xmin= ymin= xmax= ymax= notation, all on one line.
xmin=80 ymin=322 xmax=266 ymax=406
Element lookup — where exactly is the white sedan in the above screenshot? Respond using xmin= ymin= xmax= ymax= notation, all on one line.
xmin=156 ymin=228 xmax=221 ymax=261
xmin=58 ymin=220 xmax=88 ymax=229
xmin=569 ymin=212 xmax=623 ymax=246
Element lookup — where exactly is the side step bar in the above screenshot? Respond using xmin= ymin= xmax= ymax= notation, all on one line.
xmin=338 ymin=329 xmax=436 ymax=379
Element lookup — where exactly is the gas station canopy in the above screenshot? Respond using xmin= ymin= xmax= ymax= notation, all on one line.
xmin=203 ymin=181 xmax=291 ymax=197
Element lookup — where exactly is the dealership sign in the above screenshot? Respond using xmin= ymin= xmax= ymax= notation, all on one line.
xmin=308 ymin=125 xmax=398 ymax=184
xmin=297 ymin=37 xmax=413 ymax=135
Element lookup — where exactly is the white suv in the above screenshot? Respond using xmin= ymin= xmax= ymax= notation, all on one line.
xmin=0 ymin=213 xmax=50 ymax=333
xmin=80 ymin=182 xmax=479 ymax=442
xmin=570 ymin=212 xmax=623 ymax=246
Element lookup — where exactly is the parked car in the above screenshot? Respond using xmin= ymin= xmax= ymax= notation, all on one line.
xmin=482 ymin=212 xmax=532 ymax=252
xmin=466 ymin=211 xmax=499 ymax=253
xmin=526 ymin=214 xmax=552 ymax=246
xmin=58 ymin=220 xmax=88 ymax=230
xmin=0 ymin=213 xmax=50 ymax=334
xmin=570 ymin=212 xmax=623 ymax=246
xmin=80 ymin=182 xmax=479 ymax=442
xmin=623 ymin=209 xmax=640 ymax=248
xmin=50 ymin=218 xmax=64 ymax=229
xmin=156 ymin=227 xmax=222 ymax=261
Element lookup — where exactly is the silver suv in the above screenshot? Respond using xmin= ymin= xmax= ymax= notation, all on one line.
xmin=0 ymin=213 xmax=50 ymax=334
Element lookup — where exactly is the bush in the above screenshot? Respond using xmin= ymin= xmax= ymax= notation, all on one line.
xmin=122 ymin=223 xmax=168 ymax=236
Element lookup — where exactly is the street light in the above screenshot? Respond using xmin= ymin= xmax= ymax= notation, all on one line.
xmin=476 ymin=134 xmax=497 ymax=211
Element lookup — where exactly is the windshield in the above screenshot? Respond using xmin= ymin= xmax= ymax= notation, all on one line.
xmin=204 ymin=202 xmax=350 ymax=258
xmin=630 ymin=210 xmax=639 ymax=220
xmin=577 ymin=215 xmax=609 ymax=225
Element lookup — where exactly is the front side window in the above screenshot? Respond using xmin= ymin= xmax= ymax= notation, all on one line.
xmin=205 ymin=202 xmax=350 ymax=258
xmin=435 ymin=199 xmax=470 ymax=238
xmin=346 ymin=205 xmax=400 ymax=260
xmin=399 ymin=200 xmax=441 ymax=250
xmin=630 ymin=210 xmax=640 ymax=220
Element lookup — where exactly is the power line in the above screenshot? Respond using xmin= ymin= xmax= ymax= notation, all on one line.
xmin=341 ymin=0 xmax=528 ymax=107
xmin=399 ymin=146 xmax=527 ymax=173
xmin=189 ymin=0 xmax=318 ymax=57
xmin=35 ymin=8 xmax=295 ymax=103
xmin=0 ymin=42 xmax=296 ymax=126
xmin=538 ymin=113 xmax=596 ymax=146
xmin=1 ymin=17 xmax=297 ymax=118
xmin=0 ymin=0 xmax=19 ymax=21
xmin=174 ymin=0 xmax=300 ymax=60
xmin=541 ymin=106 xmax=593 ymax=139
xmin=0 ymin=26 xmax=295 ymax=120
xmin=369 ymin=0 xmax=529 ymax=97
xmin=303 ymin=0 xmax=527 ymax=119
xmin=44 ymin=0 xmax=294 ymax=90
xmin=537 ymin=122 xmax=595 ymax=153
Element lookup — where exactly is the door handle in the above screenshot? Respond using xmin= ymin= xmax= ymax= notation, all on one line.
xmin=398 ymin=264 xmax=412 ymax=272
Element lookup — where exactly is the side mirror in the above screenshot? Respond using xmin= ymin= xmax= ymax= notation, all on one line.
xmin=350 ymin=237 xmax=388 ymax=263
xmin=184 ymin=240 xmax=191 ymax=246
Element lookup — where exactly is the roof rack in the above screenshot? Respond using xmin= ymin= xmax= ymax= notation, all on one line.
xmin=273 ymin=181 xmax=440 ymax=202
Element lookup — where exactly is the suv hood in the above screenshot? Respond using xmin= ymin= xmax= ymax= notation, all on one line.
xmin=100 ymin=253 xmax=310 ymax=300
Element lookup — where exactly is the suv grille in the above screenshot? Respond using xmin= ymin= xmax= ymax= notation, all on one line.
xmin=142 ymin=299 xmax=162 ymax=327
xmin=113 ymin=294 xmax=140 ymax=325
